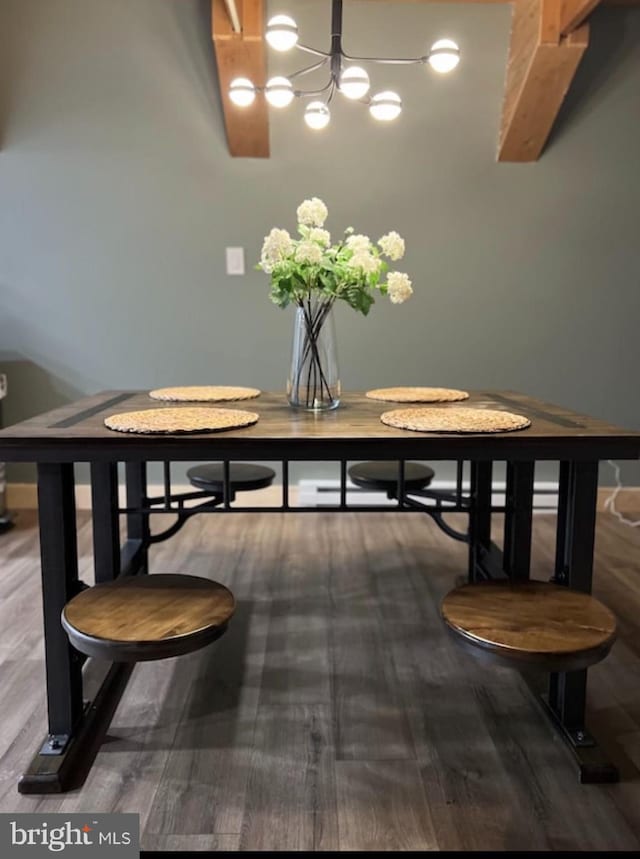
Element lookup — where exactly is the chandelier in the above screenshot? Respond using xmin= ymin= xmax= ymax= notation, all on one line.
xmin=228 ymin=0 xmax=460 ymax=130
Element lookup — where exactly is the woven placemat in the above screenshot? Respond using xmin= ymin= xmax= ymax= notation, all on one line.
xmin=366 ymin=387 xmax=469 ymax=403
xmin=149 ymin=385 xmax=261 ymax=402
xmin=380 ymin=407 xmax=531 ymax=434
xmin=104 ymin=407 xmax=259 ymax=435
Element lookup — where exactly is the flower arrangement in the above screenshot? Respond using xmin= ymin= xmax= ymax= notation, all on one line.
xmin=258 ymin=198 xmax=413 ymax=410
xmin=258 ymin=197 xmax=413 ymax=313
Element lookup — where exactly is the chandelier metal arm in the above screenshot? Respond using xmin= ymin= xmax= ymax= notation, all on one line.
xmin=250 ymin=77 xmax=333 ymax=98
xmin=340 ymin=51 xmax=428 ymax=66
xmin=296 ymin=43 xmax=331 ymax=58
xmin=292 ymin=78 xmax=335 ymax=99
xmin=288 ymin=57 xmax=331 ymax=80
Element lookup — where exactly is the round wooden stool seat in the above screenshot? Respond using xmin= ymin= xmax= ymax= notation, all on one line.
xmin=61 ymin=574 xmax=235 ymax=662
xmin=187 ymin=462 xmax=276 ymax=494
xmin=348 ymin=461 xmax=435 ymax=493
xmin=441 ymin=581 xmax=616 ymax=673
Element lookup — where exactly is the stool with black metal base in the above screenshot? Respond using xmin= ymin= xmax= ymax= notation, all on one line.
xmin=61 ymin=574 xmax=235 ymax=662
xmin=441 ymin=580 xmax=616 ymax=673
xmin=440 ymin=579 xmax=618 ymax=782
xmin=348 ymin=461 xmax=435 ymax=496
xmin=348 ymin=460 xmax=469 ymax=543
xmin=187 ymin=462 xmax=276 ymax=500
xmin=122 ymin=462 xmax=277 ymax=551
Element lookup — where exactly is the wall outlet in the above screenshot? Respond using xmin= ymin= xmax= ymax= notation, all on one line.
xmin=226 ymin=247 xmax=245 ymax=275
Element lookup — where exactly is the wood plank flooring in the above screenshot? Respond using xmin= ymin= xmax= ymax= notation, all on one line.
xmin=0 ymin=507 xmax=639 ymax=851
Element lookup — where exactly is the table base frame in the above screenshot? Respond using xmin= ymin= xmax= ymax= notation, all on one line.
xmin=18 ymin=456 xmax=618 ymax=791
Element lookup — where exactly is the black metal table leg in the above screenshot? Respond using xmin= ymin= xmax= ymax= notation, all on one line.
xmin=468 ymin=461 xmax=493 ymax=582
xmin=125 ymin=461 xmax=149 ymax=574
xmin=455 ymin=460 xmax=464 ymax=508
xmin=541 ymin=460 xmax=618 ymax=783
xmin=91 ymin=462 xmax=120 ymax=584
xmin=503 ymin=461 xmax=535 ymax=582
xmin=19 ymin=462 xmax=134 ymax=794
xmin=35 ymin=463 xmax=84 ymax=741
xmin=551 ymin=460 xmax=572 ymax=585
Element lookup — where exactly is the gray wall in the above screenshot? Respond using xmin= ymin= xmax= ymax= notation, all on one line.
xmin=1 ymin=0 xmax=639 ymax=486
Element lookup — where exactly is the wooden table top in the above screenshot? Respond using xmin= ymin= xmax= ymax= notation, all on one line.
xmin=0 ymin=390 xmax=638 ymax=463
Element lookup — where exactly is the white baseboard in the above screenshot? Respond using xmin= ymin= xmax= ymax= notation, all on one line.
xmin=297 ymin=479 xmax=640 ymax=513
xmin=298 ymin=478 xmax=560 ymax=511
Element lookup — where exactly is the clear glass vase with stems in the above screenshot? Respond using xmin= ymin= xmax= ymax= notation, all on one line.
xmin=287 ymin=297 xmax=341 ymax=410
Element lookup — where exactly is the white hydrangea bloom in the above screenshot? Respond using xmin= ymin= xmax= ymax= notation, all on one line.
xmin=260 ymin=227 xmax=294 ymax=272
xmin=308 ymin=228 xmax=331 ymax=246
xmin=296 ymin=197 xmax=329 ymax=227
xmin=347 ymin=252 xmax=381 ymax=275
xmin=260 ymin=256 xmax=275 ymax=274
xmin=346 ymin=234 xmax=371 ymax=254
xmin=378 ymin=231 xmax=405 ymax=261
xmin=387 ymin=271 xmax=413 ymax=304
xmin=295 ymin=240 xmax=324 ymax=265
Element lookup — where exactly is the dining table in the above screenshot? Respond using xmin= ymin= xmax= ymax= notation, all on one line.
xmin=0 ymin=388 xmax=638 ymax=793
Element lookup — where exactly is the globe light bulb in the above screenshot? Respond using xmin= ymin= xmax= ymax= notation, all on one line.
xmin=369 ymin=91 xmax=402 ymax=121
xmin=304 ymin=101 xmax=330 ymax=130
xmin=265 ymin=14 xmax=299 ymax=51
xmin=265 ymin=76 xmax=295 ymax=108
xmin=339 ymin=66 xmax=370 ymax=100
xmin=229 ymin=77 xmax=256 ymax=107
xmin=428 ymin=39 xmax=460 ymax=73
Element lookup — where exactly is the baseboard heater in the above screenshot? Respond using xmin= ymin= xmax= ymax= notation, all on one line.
xmin=297 ymin=479 xmax=559 ymax=512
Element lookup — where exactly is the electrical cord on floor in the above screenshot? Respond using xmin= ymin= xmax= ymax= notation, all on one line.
xmin=604 ymin=460 xmax=640 ymax=527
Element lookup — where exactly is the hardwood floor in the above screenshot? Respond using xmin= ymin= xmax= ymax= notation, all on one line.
xmin=0 ymin=506 xmax=639 ymax=851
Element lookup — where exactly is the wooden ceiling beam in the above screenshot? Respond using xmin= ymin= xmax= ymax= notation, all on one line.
xmin=211 ymin=0 xmax=269 ymax=158
xmin=560 ymin=0 xmax=601 ymax=33
xmin=498 ymin=0 xmax=590 ymax=162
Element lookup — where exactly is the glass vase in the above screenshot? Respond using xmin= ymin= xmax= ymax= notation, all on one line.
xmin=287 ymin=299 xmax=340 ymax=410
